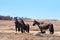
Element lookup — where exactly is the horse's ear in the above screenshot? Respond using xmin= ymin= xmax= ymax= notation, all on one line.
xmin=14 ymin=17 xmax=17 ymax=19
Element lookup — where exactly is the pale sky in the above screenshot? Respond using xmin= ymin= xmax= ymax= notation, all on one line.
xmin=0 ymin=0 xmax=60 ymax=19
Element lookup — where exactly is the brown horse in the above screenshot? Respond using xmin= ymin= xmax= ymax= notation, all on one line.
xmin=33 ymin=20 xmax=54 ymax=34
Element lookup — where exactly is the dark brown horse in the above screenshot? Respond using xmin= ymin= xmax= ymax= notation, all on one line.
xmin=20 ymin=18 xmax=29 ymax=33
xmin=33 ymin=20 xmax=54 ymax=34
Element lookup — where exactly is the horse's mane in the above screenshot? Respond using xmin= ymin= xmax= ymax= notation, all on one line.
xmin=34 ymin=20 xmax=40 ymax=24
xmin=35 ymin=20 xmax=49 ymax=27
xmin=20 ymin=19 xmax=25 ymax=25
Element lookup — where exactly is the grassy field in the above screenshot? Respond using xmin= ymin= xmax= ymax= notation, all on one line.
xmin=0 ymin=20 xmax=60 ymax=31
xmin=0 ymin=20 xmax=60 ymax=40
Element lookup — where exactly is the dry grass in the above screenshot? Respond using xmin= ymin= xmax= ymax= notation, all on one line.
xmin=0 ymin=20 xmax=60 ymax=40
xmin=0 ymin=32 xmax=60 ymax=40
xmin=0 ymin=20 xmax=60 ymax=31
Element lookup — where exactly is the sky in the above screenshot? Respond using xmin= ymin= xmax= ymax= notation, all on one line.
xmin=0 ymin=0 xmax=60 ymax=20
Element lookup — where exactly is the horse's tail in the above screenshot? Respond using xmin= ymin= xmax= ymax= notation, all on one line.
xmin=49 ymin=24 xmax=54 ymax=34
xmin=52 ymin=24 xmax=54 ymax=34
xmin=26 ymin=24 xmax=30 ymax=33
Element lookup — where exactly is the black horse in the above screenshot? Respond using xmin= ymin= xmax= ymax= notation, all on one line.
xmin=14 ymin=17 xmax=21 ymax=32
xmin=14 ymin=17 xmax=29 ymax=33
xmin=33 ymin=20 xmax=54 ymax=34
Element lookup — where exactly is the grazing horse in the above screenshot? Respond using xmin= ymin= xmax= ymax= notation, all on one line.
xmin=33 ymin=20 xmax=54 ymax=34
xmin=14 ymin=17 xmax=29 ymax=33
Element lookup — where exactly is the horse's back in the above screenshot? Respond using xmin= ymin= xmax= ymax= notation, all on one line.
xmin=40 ymin=23 xmax=49 ymax=29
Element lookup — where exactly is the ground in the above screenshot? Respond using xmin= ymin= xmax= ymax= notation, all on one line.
xmin=0 ymin=30 xmax=60 ymax=40
xmin=0 ymin=20 xmax=60 ymax=40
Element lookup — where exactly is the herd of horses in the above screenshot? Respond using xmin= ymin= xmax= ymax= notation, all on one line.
xmin=15 ymin=17 xmax=29 ymax=33
xmin=14 ymin=18 xmax=54 ymax=34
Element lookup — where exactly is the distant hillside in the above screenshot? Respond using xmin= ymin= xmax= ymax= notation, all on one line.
xmin=0 ymin=15 xmax=59 ymax=21
xmin=0 ymin=15 xmax=32 ymax=20
xmin=0 ymin=15 xmax=12 ymax=20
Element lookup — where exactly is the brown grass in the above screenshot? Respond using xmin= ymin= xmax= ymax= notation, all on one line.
xmin=0 ymin=20 xmax=60 ymax=31
xmin=0 ymin=20 xmax=60 ymax=40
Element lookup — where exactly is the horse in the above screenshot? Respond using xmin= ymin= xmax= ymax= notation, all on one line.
xmin=33 ymin=20 xmax=54 ymax=34
xmin=20 ymin=19 xmax=29 ymax=33
xmin=14 ymin=17 xmax=22 ymax=32
xmin=14 ymin=17 xmax=29 ymax=33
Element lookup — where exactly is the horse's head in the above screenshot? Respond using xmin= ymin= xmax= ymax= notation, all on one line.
xmin=14 ymin=17 xmax=19 ymax=23
xmin=33 ymin=20 xmax=38 ymax=26
xmin=14 ymin=17 xmax=17 ymax=20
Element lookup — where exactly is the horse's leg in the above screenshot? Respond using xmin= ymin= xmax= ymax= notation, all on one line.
xmin=18 ymin=26 xmax=21 ymax=32
xmin=16 ymin=28 xmax=17 ymax=32
xmin=26 ymin=25 xmax=29 ymax=33
xmin=39 ymin=25 xmax=44 ymax=33
xmin=40 ymin=29 xmax=43 ymax=33
xmin=40 ymin=27 xmax=45 ymax=33
xmin=21 ymin=27 xmax=24 ymax=33
xmin=51 ymin=25 xmax=54 ymax=34
xmin=21 ymin=28 xmax=25 ymax=33
xmin=15 ymin=26 xmax=17 ymax=32
xmin=27 ymin=25 xmax=29 ymax=33
xmin=22 ymin=27 xmax=25 ymax=33
xmin=49 ymin=24 xmax=54 ymax=34
xmin=48 ymin=24 xmax=51 ymax=34
xmin=41 ymin=29 xmax=46 ymax=33
xmin=18 ymin=28 xmax=20 ymax=32
xmin=39 ymin=26 xmax=43 ymax=33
